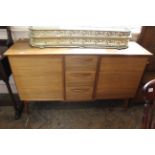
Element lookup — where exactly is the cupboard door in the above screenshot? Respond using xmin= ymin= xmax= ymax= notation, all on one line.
xmin=96 ymin=56 xmax=148 ymax=99
xmin=65 ymin=56 xmax=98 ymax=100
xmin=9 ymin=56 xmax=64 ymax=101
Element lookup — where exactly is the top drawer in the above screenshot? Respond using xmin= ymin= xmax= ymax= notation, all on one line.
xmin=65 ymin=56 xmax=98 ymax=72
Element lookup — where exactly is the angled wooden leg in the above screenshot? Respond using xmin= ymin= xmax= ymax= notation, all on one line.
xmin=24 ymin=101 xmax=30 ymax=114
xmin=124 ymin=99 xmax=129 ymax=110
xmin=23 ymin=101 xmax=31 ymax=129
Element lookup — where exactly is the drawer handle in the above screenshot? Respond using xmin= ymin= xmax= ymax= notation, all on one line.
xmin=74 ymin=58 xmax=94 ymax=63
xmin=70 ymin=73 xmax=92 ymax=77
xmin=71 ymin=88 xmax=89 ymax=92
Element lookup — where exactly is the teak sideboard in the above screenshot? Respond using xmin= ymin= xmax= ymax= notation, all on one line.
xmin=5 ymin=41 xmax=152 ymax=103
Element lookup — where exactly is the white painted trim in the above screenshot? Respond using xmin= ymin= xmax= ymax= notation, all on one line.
xmin=11 ymin=26 xmax=29 ymax=32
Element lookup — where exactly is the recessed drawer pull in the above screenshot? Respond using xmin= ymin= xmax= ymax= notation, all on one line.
xmin=70 ymin=73 xmax=92 ymax=77
xmin=71 ymin=88 xmax=89 ymax=92
xmin=66 ymin=56 xmax=97 ymax=65
xmin=76 ymin=58 xmax=94 ymax=63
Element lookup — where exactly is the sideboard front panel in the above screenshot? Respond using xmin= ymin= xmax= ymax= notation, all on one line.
xmin=9 ymin=56 xmax=64 ymax=101
xmin=96 ymin=56 xmax=148 ymax=99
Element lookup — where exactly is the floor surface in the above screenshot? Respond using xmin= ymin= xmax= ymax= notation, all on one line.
xmin=0 ymin=99 xmax=144 ymax=129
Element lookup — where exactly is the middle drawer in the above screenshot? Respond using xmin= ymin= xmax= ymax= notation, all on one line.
xmin=66 ymin=72 xmax=96 ymax=87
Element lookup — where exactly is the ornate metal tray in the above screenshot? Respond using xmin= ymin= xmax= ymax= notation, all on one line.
xmin=29 ymin=27 xmax=131 ymax=49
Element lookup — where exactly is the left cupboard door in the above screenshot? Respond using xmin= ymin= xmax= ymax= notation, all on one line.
xmin=9 ymin=55 xmax=64 ymax=101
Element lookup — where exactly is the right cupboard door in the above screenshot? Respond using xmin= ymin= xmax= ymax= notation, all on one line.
xmin=95 ymin=56 xmax=148 ymax=99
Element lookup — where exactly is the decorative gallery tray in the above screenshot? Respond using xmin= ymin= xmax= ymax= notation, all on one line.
xmin=29 ymin=27 xmax=131 ymax=49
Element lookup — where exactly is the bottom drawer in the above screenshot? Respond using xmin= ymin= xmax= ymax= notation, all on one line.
xmin=66 ymin=86 xmax=93 ymax=101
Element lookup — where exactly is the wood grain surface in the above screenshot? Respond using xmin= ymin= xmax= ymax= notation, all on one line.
xmin=9 ymin=55 xmax=64 ymax=101
xmin=95 ymin=56 xmax=148 ymax=99
xmin=5 ymin=41 xmax=152 ymax=101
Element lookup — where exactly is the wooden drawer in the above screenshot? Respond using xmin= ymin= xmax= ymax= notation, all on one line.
xmin=66 ymin=56 xmax=98 ymax=72
xmin=65 ymin=56 xmax=98 ymax=100
xmin=66 ymin=86 xmax=93 ymax=100
xmin=66 ymin=72 xmax=95 ymax=87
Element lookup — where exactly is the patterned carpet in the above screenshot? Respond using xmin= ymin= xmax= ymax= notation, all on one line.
xmin=0 ymin=99 xmax=144 ymax=129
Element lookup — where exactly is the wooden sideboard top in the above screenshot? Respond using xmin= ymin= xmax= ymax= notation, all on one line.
xmin=5 ymin=41 xmax=153 ymax=56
